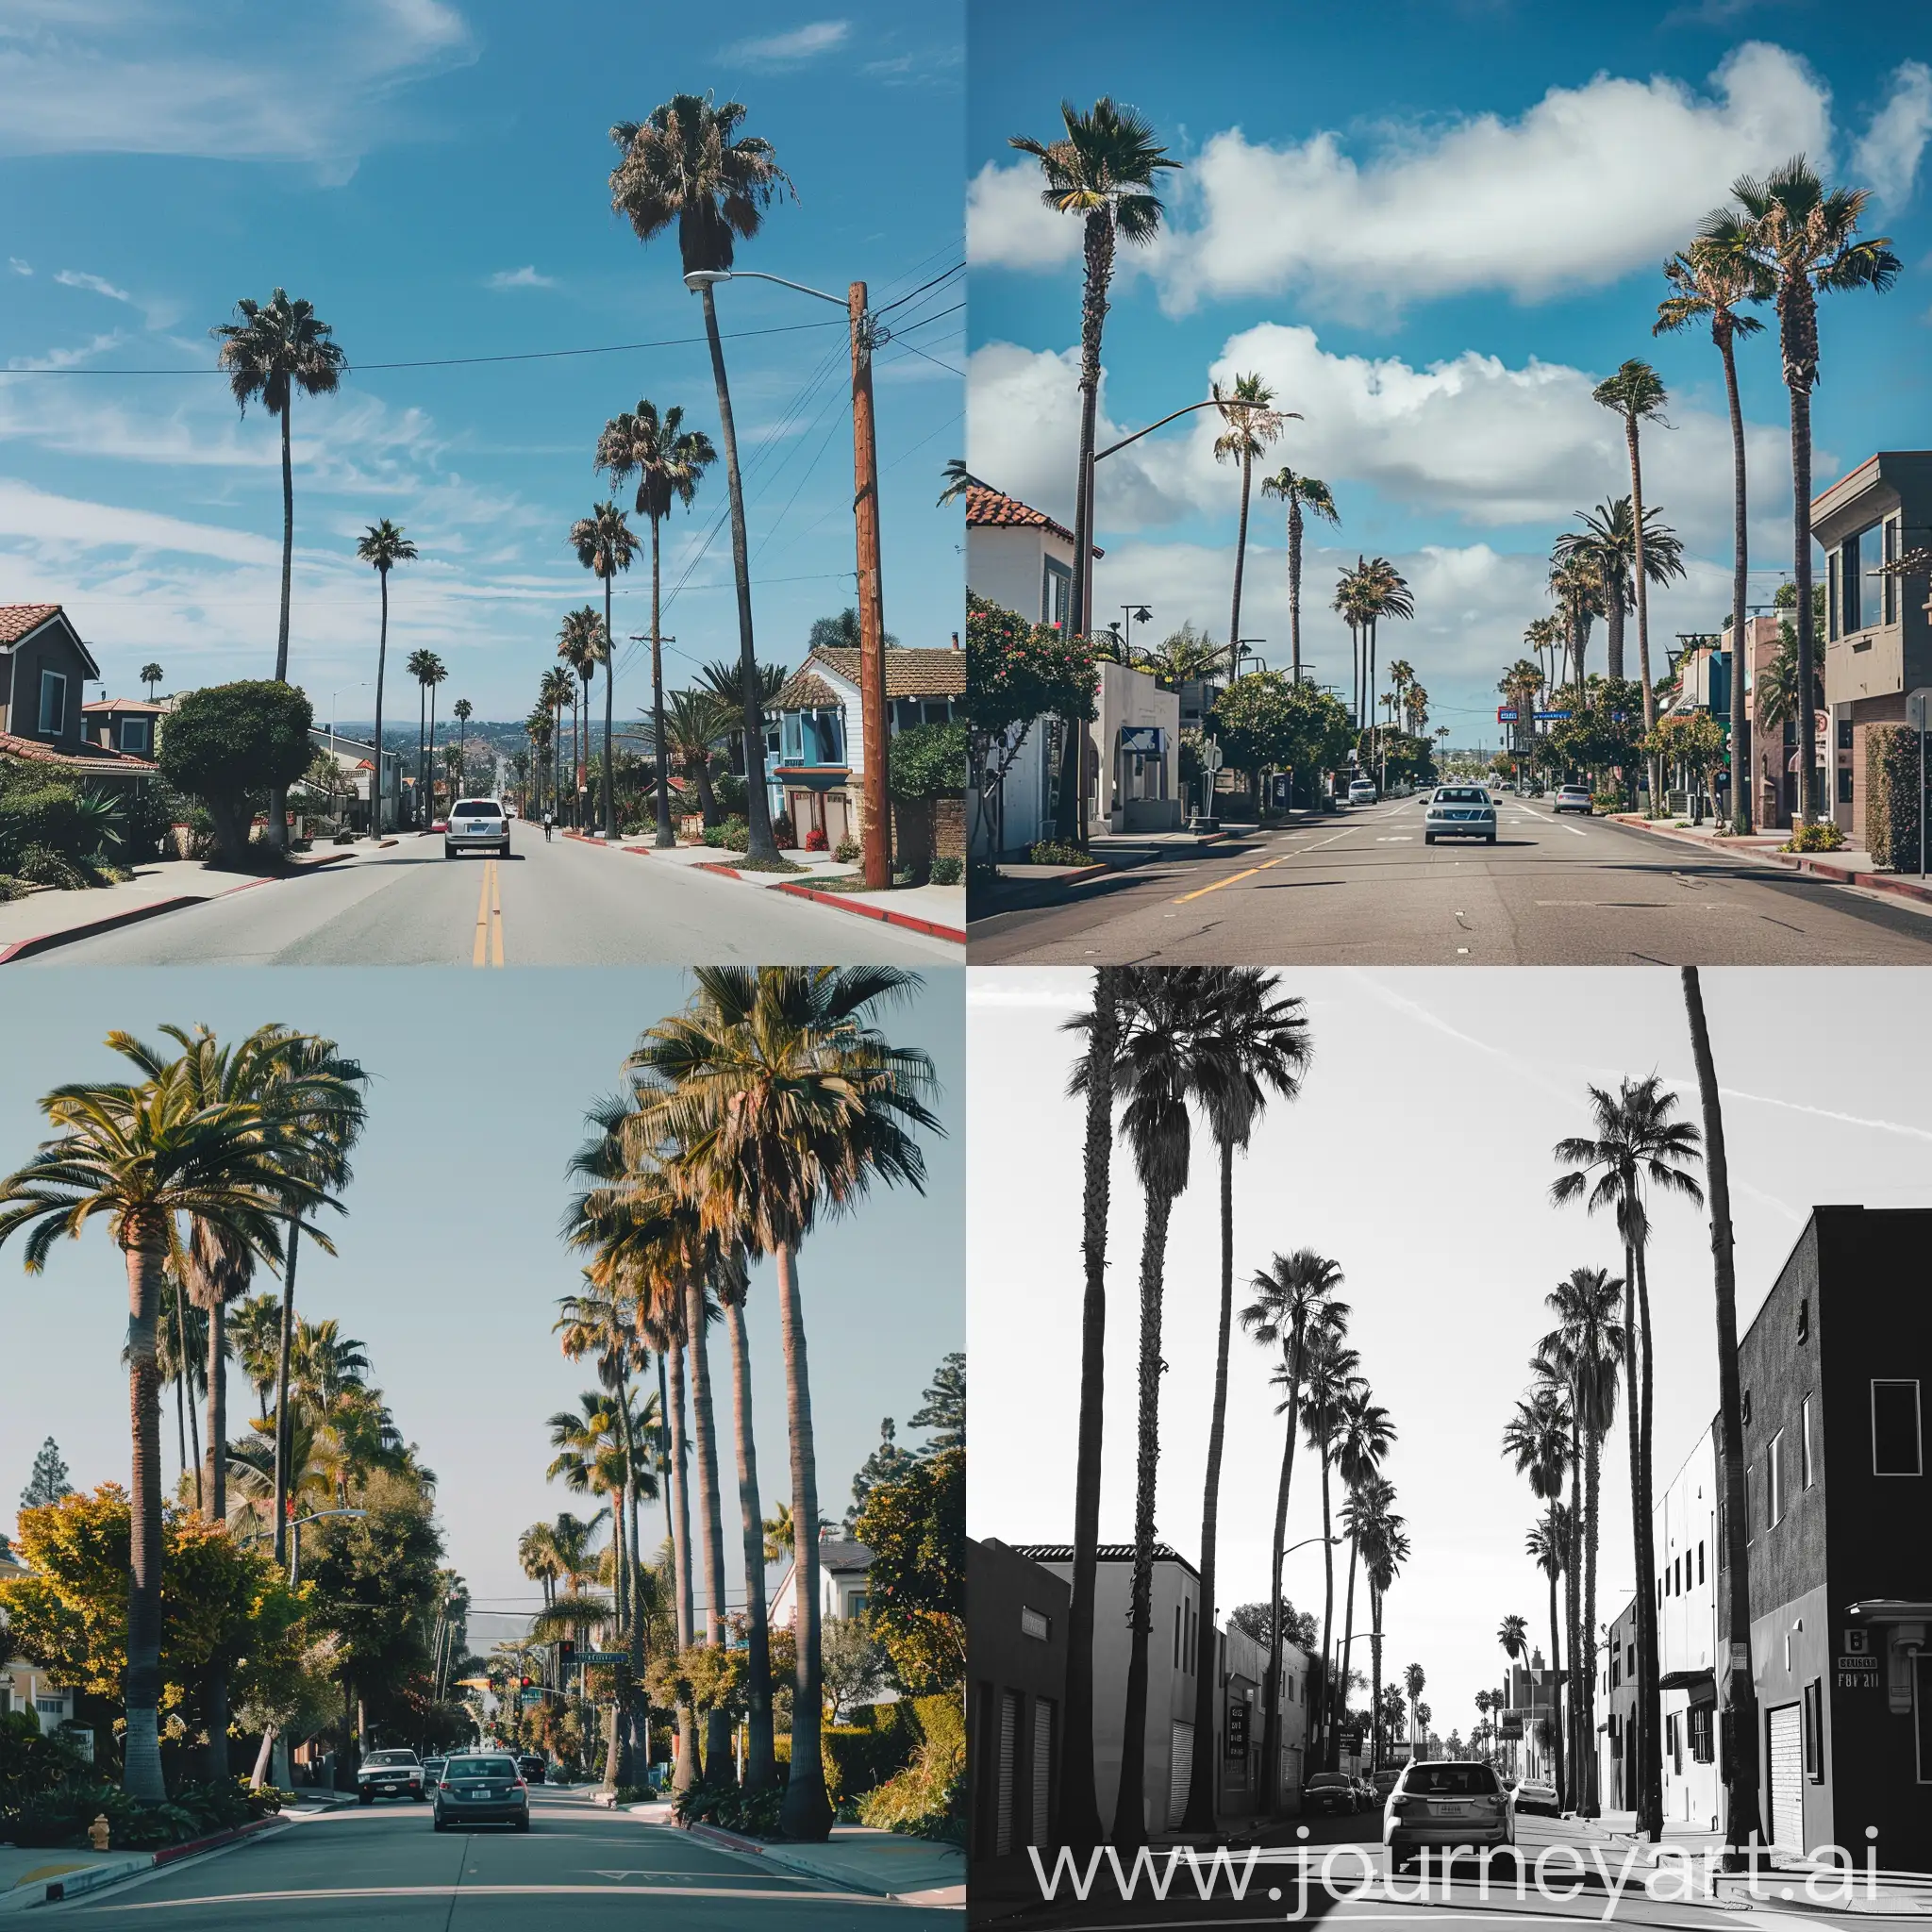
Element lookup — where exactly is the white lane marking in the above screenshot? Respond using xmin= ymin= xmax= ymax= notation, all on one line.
xmin=92 ymin=1882 xmax=885 ymax=1907
xmin=1375 ymin=836 xmax=1414 ymax=843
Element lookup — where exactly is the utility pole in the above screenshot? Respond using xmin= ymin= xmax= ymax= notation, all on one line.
xmin=849 ymin=280 xmax=891 ymax=891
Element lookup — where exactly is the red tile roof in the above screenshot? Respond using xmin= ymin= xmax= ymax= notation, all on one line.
xmin=774 ymin=648 xmax=964 ymax=712
xmin=964 ymin=482 xmax=1101 ymax=557
xmin=83 ymin=697 xmax=167 ymax=714
xmin=0 ymin=731 xmax=157 ymax=772
xmin=0 ymin=604 xmax=61 ymax=646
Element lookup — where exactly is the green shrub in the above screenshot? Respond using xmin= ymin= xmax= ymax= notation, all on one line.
xmin=0 ymin=777 xmax=94 ymax=874
xmin=1026 ymin=839 xmax=1091 ymax=867
xmin=888 ymin=721 xmax=966 ymax=801
xmin=834 ymin=836 xmax=860 ymax=865
xmin=158 ymin=679 xmax=314 ymax=866
xmin=857 ymin=1695 xmax=965 ymax=1843
xmin=823 ymin=1709 xmax=917 ymax=1805
xmin=0 ymin=1709 xmax=84 ymax=1810
xmin=712 ymin=774 xmax=748 ymax=816
xmin=1784 ymin=819 xmax=1847 ymax=853
xmin=927 ymin=856 xmax=962 ymax=886
xmin=13 ymin=844 xmax=91 ymax=891
xmin=1590 ymin=791 xmax=1621 ymax=815
xmin=673 ymin=1776 xmax=784 ymax=1837
xmin=1865 ymin=724 xmax=1926 ymax=870
xmin=702 ymin=818 xmax=751 ymax=853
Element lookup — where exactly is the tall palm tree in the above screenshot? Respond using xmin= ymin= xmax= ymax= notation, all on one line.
xmin=1591 ymin=362 xmax=1670 ymax=744
xmin=354 ymin=521 xmax=416 ymax=840
xmin=406 ymin=650 xmax=445 ymax=826
xmin=1403 ymin=1662 xmax=1426 ymax=1752
xmin=1656 ymin=242 xmax=1771 ymax=832
xmin=519 ymin=1520 xmax=564 ymax=1610
xmin=1259 ymin=468 xmax=1339 ymax=685
xmin=1547 ymin=554 xmax=1605 ymax=709
xmin=1554 ymin=499 xmax=1687 ymax=691
xmin=1331 ymin=1389 xmax=1395 ymax=1770
xmin=0 ymin=1038 xmax=330 ymax=1799
xmin=610 ymin=93 xmax=792 ymax=864
xmin=1057 ymin=968 xmax=1125 ymax=1846
xmin=140 ymin=661 xmax=165 ymax=699
xmin=1553 ymin=1080 xmax=1703 ymax=1839
xmin=1211 ymin=374 xmax=1287 ymax=684
xmin=597 ymin=401 xmax=717 ymax=848
xmin=1240 ymin=1250 xmax=1344 ymax=1810
xmin=1009 ymin=96 xmax=1179 ymax=841
xmin=211 ymin=290 xmax=346 ymax=851
xmin=452 ymin=699 xmax=472 ymax=793
xmin=150 ymin=1270 xmax=208 ymax=1499
xmin=622 ymin=968 xmax=941 ymax=1842
xmin=1504 ymin=1384 xmax=1572 ymax=1805
xmin=1179 ymin=972 xmax=1312 ymax=1831
xmin=1301 ymin=1329 xmax=1364 ymax=1769
xmin=1524 ymin=617 xmax=1564 ymax=711
xmin=1681 ymin=967 xmax=1764 ymax=1858
xmin=1358 ymin=1483 xmax=1407 ymax=1772
xmin=538 ymin=665 xmax=575 ymax=817
xmin=557 ymin=609 xmax=604 ymax=828
xmin=1333 ymin=563 xmax=1374 ymax=731
xmin=1702 ymin=158 xmax=1900 ymax=824
xmin=1356 ymin=559 xmax=1414 ymax=771
xmin=1495 ymin=1611 xmax=1528 ymax=1773
xmin=568 ymin=506 xmax=637 ymax=841
xmin=225 ymin=1290 xmax=281 ymax=1423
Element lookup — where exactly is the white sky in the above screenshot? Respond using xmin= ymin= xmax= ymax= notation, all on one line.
xmin=967 ymin=967 xmax=1932 ymax=1743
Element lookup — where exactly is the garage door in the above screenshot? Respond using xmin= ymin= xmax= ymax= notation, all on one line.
xmin=995 ymin=1690 xmax=1019 ymax=1857
xmin=1768 ymin=1704 xmax=1804 ymax=1855
xmin=1168 ymin=1721 xmax=1194 ymax=1828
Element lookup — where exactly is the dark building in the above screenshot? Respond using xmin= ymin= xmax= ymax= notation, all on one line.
xmin=967 ymin=1538 xmax=1069 ymax=1870
xmin=1725 ymin=1208 xmax=1932 ymax=1864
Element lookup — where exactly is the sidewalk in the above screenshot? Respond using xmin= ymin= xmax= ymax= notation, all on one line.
xmin=0 ymin=1815 xmax=288 ymax=1913
xmin=1607 ymin=812 xmax=1932 ymax=913
xmin=686 ymin=1820 xmax=964 ymax=1907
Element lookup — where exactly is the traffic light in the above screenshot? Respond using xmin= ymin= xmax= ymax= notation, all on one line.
xmin=519 ymin=1676 xmax=532 ymax=1690
xmin=558 ymin=1640 xmax=577 ymax=1667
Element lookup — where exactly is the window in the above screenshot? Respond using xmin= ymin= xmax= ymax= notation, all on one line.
xmin=1828 ymin=549 xmax=1841 ymax=640
xmin=1768 ymin=1431 xmax=1785 ymax=1526
xmin=1837 ymin=718 xmax=1855 ymax=753
xmin=1873 ymin=1380 xmax=1924 ymax=1476
xmin=37 ymin=668 xmax=66 ymax=736
xmin=1743 ymin=1463 xmax=1753 ymax=1542
xmin=1041 ymin=557 xmax=1072 ymax=632
xmin=1838 ymin=765 xmax=1856 ymax=805
xmin=1666 ymin=1712 xmax=1681 ymax=1774
xmin=1804 ymin=1679 xmax=1824 ymax=1781
xmin=1742 ymin=1390 xmax=1752 ymax=1427
xmin=1626 ymin=1641 xmax=1636 ymax=1677
xmin=117 ymin=716 xmax=150 ymax=755
xmin=1797 ymin=1297 xmax=1809 ymax=1342
xmin=1611 ymin=1653 xmax=1622 ymax=1688
xmin=1698 ymin=1541 xmax=1706 ymax=1585
xmin=1843 ymin=529 xmax=1864 ymax=633
xmin=1885 ymin=518 xmax=1899 ymax=625
xmin=1801 ymin=1396 xmax=1814 ymax=1489
xmin=1174 ymin=1604 xmax=1183 ymax=1671
xmin=1690 ymin=1707 xmax=1715 ymax=1763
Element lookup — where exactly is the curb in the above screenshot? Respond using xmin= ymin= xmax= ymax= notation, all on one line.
xmin=683 ymin=1821 xmax=963 ymax=1905
xmin=27 ymin=1815 xmax=288 ymax=1907
xmin=771 ymin=881 xmax=965 ymax=944
xmin=1607 ymin=814 xmax=1932 ymax=908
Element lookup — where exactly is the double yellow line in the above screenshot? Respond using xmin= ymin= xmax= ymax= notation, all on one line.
xmin=472 ymin=857 xmax=505 ymax=967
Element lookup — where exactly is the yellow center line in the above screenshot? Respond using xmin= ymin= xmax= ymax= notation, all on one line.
xmin=1174 ymin=854 xmax=1287 ymax=904
xmin=491 ymin=856 xmax=505 ymax=966
xmin=473 ymin=858 xmax=496 ymax=967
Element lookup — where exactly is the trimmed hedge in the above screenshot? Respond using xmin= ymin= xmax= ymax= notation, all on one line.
xmin=1865 ymin=724 xmax=1928 ymax=871
xmin=822 ymin=1706 xmax=917 ymax=1806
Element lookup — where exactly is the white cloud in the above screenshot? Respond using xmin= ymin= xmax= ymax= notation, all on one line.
xmin=0 ymin=476 xmax=279 ymax=563
xmin=1854 ymin=60 xmax=1932 ymax=207
xmin=54 ymin=269 xmax=133 ymax=304
xmin=5 ymin=331 xmax=127 ymax=372
xmin=487 ymin=265 xmax=556 ymax=290
xmin=8 ymin=258 xmax=30 ymax=276
xmin=966 ymin=159 xmax=1081 ymax=272
xmin=720 ymin=20 xmax=849 ymax=65
xmin=0 ymin=0 xmax=474 ymax=181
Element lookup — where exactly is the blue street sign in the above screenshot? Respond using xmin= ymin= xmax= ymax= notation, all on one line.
xmin=1496 ymin=707 xmax=1519 ymax=722
xmin=1536 ymin=709 xmax=1572 ymax=722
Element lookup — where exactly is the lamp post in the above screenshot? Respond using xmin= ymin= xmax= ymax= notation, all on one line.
xmin=685 ymin=268 xmax=891 ymax=891
xmin=288 ymin=1507 xmax=369 ymax=1590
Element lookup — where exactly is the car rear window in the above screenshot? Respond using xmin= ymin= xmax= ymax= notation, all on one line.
xmin=446 ymin=1756 xmax=516 ymax=1777
xmin=365 ymin=1751 xmax=416 ymax=1766
xmin=1308 ymin=1773 xmax=1350 ymax=1788
xmin=453 ymin=800 xmax=502 ymax=818
xmin=1406 ymin=1763 xmax=1500 ymax=1794
xmin=1437 ymin=788 xmax=1485 ymax=803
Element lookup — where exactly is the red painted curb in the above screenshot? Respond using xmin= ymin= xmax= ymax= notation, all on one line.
xmin=0 ymin=894 xmax=205 ymax=963
xmin=772 ymin=880 xmax=965 ymax=944
xmin=152 ymin=1813 xmax=286 ymax=1867
xmin=694 ymin=860 xmax=745 ymax=880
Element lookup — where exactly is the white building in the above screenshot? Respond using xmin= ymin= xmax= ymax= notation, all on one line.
xmin=1657 ymin=1424 xmax=1724 ymax=1830
xmin=1091 ymin=659 xmax=1181 ymax=834
xmin=0 ymin=1545 xmax=78 ymax=1739
xmin=768 ymin=1534 xmax=874 ymax=1628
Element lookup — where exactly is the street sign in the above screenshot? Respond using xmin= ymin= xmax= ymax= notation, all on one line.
xmin=1202 ymin=737 xmax=1224 ymax=773
xmin=520 ymin=1688 xmax=542 ymax=1706
xmin=1120 ymin=724 xmax=1166 ymax=756
xmin=1225 ymin=1702 xmax=1248 ymax=1757
xmin=1496 ymin=707 xmax=1519 ymax=722
xmin=578 ymin=1649 xmax=625 ymax=1664
xmin=1536 ymin=709 xmax=1573 ymax=722
xmin=1500 ymin=1710 xmax=1524 ymax=1739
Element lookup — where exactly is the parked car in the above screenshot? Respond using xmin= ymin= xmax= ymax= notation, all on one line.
xmin=1302 ymin=1771 xmax=1360 ymax=1816
xmin=1351 ymin=1775 xmax=1377 ymax=1808
xmin=516 ymin=1754 xmax=546 ymax=1785
xmin=1372 ymin=1767 xmax=1403 ymax=1802
xmin=1384 ymin=1759 xmax=1513 ymax=1868
xmin=1511 ymin=1776 xmax=1561 ymax=1818
xmin=444 ymin=797 xmax=510 ymax=859
xmin=1347 ymin=777 xmax=1378 ymax=806
xmin=1424 ymin=785 xmax=1498 ymax=844
xmin=432 ymin=1751 xmax=530 ymax=1833
xmin=421 ymin=1757 xmax=446 ymax=1787
xmin=1554 ymin=783 xmax=1593 ymax=815
xmin=358 ymin=1748 xmax=425 ymax=1804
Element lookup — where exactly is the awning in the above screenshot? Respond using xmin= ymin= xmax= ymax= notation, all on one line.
xmin=1845 ymin=1600 xmax=1932 ymax=1622
xmin=1659 ymin=1669 xmax=1716 ymax=1707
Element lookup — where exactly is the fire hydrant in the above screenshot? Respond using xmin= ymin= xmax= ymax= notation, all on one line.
xmin=88 ymin=1814 xmax=111 ymax=1853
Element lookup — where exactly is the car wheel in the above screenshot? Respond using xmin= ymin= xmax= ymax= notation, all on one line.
xmin=499 ymin=841 xmax=509 ymax=858
xmin=443 ymin=843 xmax=455 ymax=859
xmin=1424 ymin=832 xmax=1435 ymax=844
xmin=1486 ymin=831 xmax=1496 ymax=843
xmin=433 ymin=1814 xmax=445 ymax=1832
xmin=358 ymin=1791 xmax=373 ymax=1806
xmin=515 ymin=1814 xmax=531 ymax=1833
xmin=412 ymin=1791 xmax=427 ymax=1802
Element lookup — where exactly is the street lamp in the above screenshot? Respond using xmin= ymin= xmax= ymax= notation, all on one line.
xmin=685 ymin=267 xmax=892 ymax=891
xmin=287 ymin=1507 xmax=368 ymax=1590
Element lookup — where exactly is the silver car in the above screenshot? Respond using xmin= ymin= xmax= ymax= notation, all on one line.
xmin=444 ymin=797 xmax=510 ymax=859
xmin=1424 ymin=784 xmax=1497 ymax=844
xmin=432 ymin=1751 xmax=530 ymax=1833
xmin=1554 ymin=783 xmax=1593 ymax=815
xmin=357 ymin=1747 xmax=425 ymax=1804
xmin=1384 ymin=1759 xmax=1513 ymax=1868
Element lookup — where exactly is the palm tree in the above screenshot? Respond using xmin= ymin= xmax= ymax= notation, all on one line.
xmin=225 ymin=1290 xmax=282 ymax=1423
xmin=1403 ymin=1662 xmax=1426 ymax=1752
xmin=1591 ymin=362 xmax=1670 ymax=744
xmin=1355 ymin=559 xmax=1415 ymax=771
xmin=568 ymin=506 xmax=637 ymax=841
xmin=1504 ymin=1374 xmax=1572 ymax=1804
xmin=662 ymin=689 xmax=731 ymax=828
xmin=622 ymin=968 xmax=941 ymax=1841
xmin=150 ymin=1271 xmax=208 ymax=1499
xmin=211 ymin=289 xmax=346 ymax=850
xmin=1211 ymin=374 xmax=1288 ymax=683
xmin=1010 ymin=96 xmax=1179 ymax=842
xmin=538 ymin=665 xmax=575 ymax=817
xmin=1681 ymin=968 xmax=1764 ymax=1858
xmin=1135 ymin=624 xmax=1222 ymax=691
xmin=555 ymin=610 xmax=602 ymax=827
xmin=1302 ymin=1328 xmax=1363 ymax=1769
xmin=1331 ymin=1388 xmax=1396 ymax=1773
xmin=354 ymin=521 xmax=416 ymax=839
xmin=1703 ymin=159 xmax=1900 ymax=822
xmin=520 ymin=1520 xmax=564 ymax=1609
xmin=1179 ymin=972 xmax=1311 ymax=1831
xmin=1332 ymin=563 xmax=1374 ymax=730
xmin=1056 ymin=967 xmax=1125 ymax=1847
xmin=1259 ymin=468 xmax=1340 ymax=685
xmin=1240 ymin=1249 xmax=1344 ymax=1810
xmin=1553 ymin=1079 xmax=1704 ymax=1839
xmin=609 ymin=93 xmax=792 ymax=865
xmin=452 ymin=699 xmax=473 ymax=794
xmin=406 ymin=650 xmax=444 ymax=827
xmin=1554 ymin=500 xmax=1687 ymax=692
xmin=598 ymin=402 xmax=717 ymax=849
xmin=140 ymin=662 xmax=164 ymax=699
xmin=1656 ymin=242 xmax=1771 ymax=831
xmin=0 ymin=1036 xmax=332 ymax=1799
xmin=1524 ymin=617 xmax=1564 ymax=710
xmin=1357 ymin=1483 xmax=1407 ymax=1771
xmin=1547 ymin=553 xmax=1605 ymax=708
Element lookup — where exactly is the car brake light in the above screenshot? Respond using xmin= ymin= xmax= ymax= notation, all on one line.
xmin=514 ymin=1777 xmax=527 ymax=1789
xmin=439 ymin=1780 xmax=450 ymax=1790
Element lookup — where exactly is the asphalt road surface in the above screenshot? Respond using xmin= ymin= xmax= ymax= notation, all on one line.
xmin=27 ymin=825 xmax=953 ymax=967
xmin=970 ymin=797 xmax=1932 ymax=966
xmin=52 ymin=1785 xmax=952 ymax=1927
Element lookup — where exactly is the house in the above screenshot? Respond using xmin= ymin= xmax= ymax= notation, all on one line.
xmin=1598 ymin=1595 xmax=1640 ymax=1814
xmin=305 ymin=727 xmax=404 ymax=834
xmin=0 ymin=605 xmax=157 ymax=791
xmin=768 ymin=1534 xmax=874 ymax=1630
xmin=1506 ymin=1647 xmax=1563 ymax=1786
xmin=0 ymin=1545 xmax=79 ymax=1742
xmin=83 ymin=695 xmax=169 ymax=760
xmin=767 ymin=645 xmax=964 ymax=858
xmin=1090 ymin=659 xmax=1181 ymax=834
xmin=1814 ymin=452 xmax=1932 ymax=845
xmin=1656 ymin=1424 xmax=1723 ymax=1831
xmin=968 ymin=1538 xmax=1071 ymax=1865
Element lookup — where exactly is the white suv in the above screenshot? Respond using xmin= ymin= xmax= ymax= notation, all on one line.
xmin=445 ymin=798 xmax=510 ymax=859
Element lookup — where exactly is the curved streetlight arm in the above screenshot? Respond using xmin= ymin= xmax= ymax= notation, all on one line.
xmin=1094 ymin=399 xmax=1302 ymax=465
xmin=683 ymin=268 xmax=846 ymax=309
xmin=1280 ymin=1533 xmax=1343 ymax=1559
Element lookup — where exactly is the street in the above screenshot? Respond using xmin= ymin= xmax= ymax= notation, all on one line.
xmin=21 ymin=825 xmax=954 ymax=967
xmin=969 ymin=797 xmax=1932 ymax=966
xmin=50 ymin=1785 xmax=952 ymax=1926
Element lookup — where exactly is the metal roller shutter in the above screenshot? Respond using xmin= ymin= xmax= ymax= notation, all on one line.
xmin=1768 ymin=1704 xmax=1803 ymax=1855
xmin=996 ymin=1690 xmax=1019 ymax=1857
xmin=1168 ymin=1721 xmax=1194 ymax=1829
xmin=1031 ymin=1698 xmax=1054 ymax=1847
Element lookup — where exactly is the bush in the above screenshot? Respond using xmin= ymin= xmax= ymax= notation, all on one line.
xmin=12 ymin=843 xmax=91 ymax=891
xmin=673 ymin=1776 xmax=784 ymax=1837
xmin=0 ymin=1709 xmax=83 ymax=1811
xmin=888 ymin=721 xmax=966 ymax=801
xmin=927 ymin=856 xmax=962 ymax=886
xmin=0 ymin=1776 xmax=275 ymax=1852
xmin=1784 ymin=819 xmax=1847 ymax=853
xmin=1027 ymin=839 xmax=1091 ymax=867
xmin=1591 ymin=791 xmax=1621 ymax=816
xmin=834 ymin=836 xmax=860 ymax=864
xmin=0 ymin=774 xmax=121 ymax=884
xmin=823 ymin=1711 xmax=916 ymax=1805
xmin=702 ymin=818 xmax=751 ymax=853
xmin=805 ymin=825 xmax=828 ymax=852
xmin=772 ymin=811 xmax=796 ymax=849
xmin=712 ymin=774 xmax=748 ymax=816
xmin=857 ymin=1695 xmax=965 ymax=1843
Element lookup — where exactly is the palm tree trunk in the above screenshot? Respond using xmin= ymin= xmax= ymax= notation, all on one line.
xmin=1182 ymin=1138 xmax=1237 ymax=1831
xmin=723 ymin=1295 xmax=775 ymax=1790
xmin=1288 ymin=498 xmax=1304 ymax=685
xmin=1261 ymin=1332 xmax=1303 ymax=1816
xmin=1618 ymin=1242 xmax=1645 ymax=1825
xmin=1567 ymin=1432 xmax=1584 ymax=1811
xmin=1606 ymin=595 xmax=1626 ymax=685
xmin=173 ymin=1285 xmax=202 ymax=1517
xmin=121 ymin=1230 xmax=169 ymax=1802
xmin=610 ymin=1366 xmax=644 ymax=1790
xmin=601 ymin=577 xmax=617 ymax=840
xmin=1634 ymin=1241 xmax=1661 ymax=1840
xmin=273 ymin=1221 xmax=300 ymax=1567
xmin=650 ymin=518 xmax=674 ymax=847
xmin=201 ymin=1291 xmax=231 ymax=1779
xmin=1789 ymin=378 xmax=1818 ymax=823
xmin=774 ymin=1241 xmax=833 ymax=1842
xmin=1317 ymin=1441 xmax=1336 ymax=1770
xmin=369 ymin=571 xmax=389 ymax=838
xmin=1583 ymin=1423 xmax=1601 ymax=1815
xmin=698 ymin=280 xmax=777 ymax=864
xmin=1228 ymin=454 xmax=1252 ymax=685
xmin=416 ymin=684 xmax=426 ymax=830
xmin=1714 ymin=339 xmax=1752 ymax=831
xmin=1339 ymin=1526 xmax=1360 ymax=1762
xmin=1369 ymin=1582 xmax=1383 ymax=1773
xmin=1681 ymin=966 xmax=1763 ymax=1857
xmin=666 ymin=1338 xmax=699 ymax=1794
xmin=1112 ymin=1185 xmax=1174 ymax=1849
xmin=428 ymin=684 xmax=439 ymax=824
xmin=685 ymin=1275 xmax=735 ymax=1786
xmin=1545 ymin=1512 xmax=1565 ymax=1809
xmin=173 ymin=1349 xmax=188 ymax=1489
xmin=1058 ymin=967 xmax=1118 ymax=1848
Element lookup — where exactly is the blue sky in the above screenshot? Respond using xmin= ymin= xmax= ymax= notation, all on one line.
xmin=0 ymin=969 xmax=964 ymax=1647
xmin=0 ymin=2 xmax=963 ymax=724
xmin=967 ymin=1 xmax=1931 ymax=743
